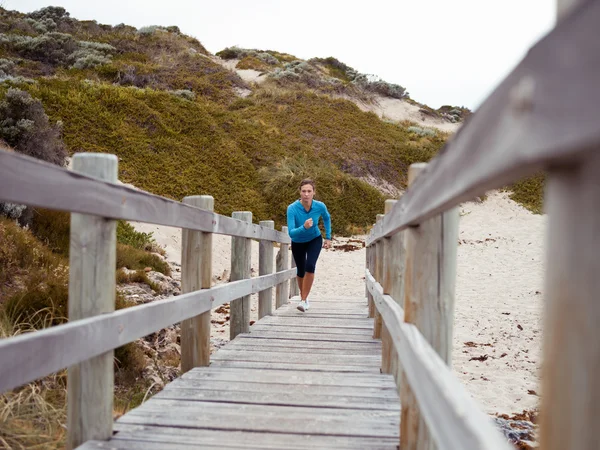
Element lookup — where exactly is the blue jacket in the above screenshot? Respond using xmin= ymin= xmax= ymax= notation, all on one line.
xmin=287 ymin=199 xmax=331 ymax=243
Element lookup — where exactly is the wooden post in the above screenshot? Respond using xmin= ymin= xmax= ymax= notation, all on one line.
xmin=366 ymin=243 xmax=374 ymax=317
xmin=368 ymin=243 xmax=375 ymax=318
xmin=373 ymin=213 xmax=385 ymax=339
xmin=400 ymin=163 xmax=459 ymax=450
xmin=275 ymin=226 xmax=290 ymax=308
xmin=230 ymin=211 xmax=252 ymax=340
xmin=381 ymin=199 xmax=400 ymax=375
xmin=67 ymin=153 xmax=117 ymax=449
xmin=290 ymin=251 xmax=299 ymax=299
xmin=180 ymin=195 xmax=213 ymax=372
xmin=258 ymin=220 xmax=274 ymax=319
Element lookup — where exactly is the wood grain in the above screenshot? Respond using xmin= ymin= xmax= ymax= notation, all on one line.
xmin=0 ymin=272 xmax=291 ymax=393
xmin=258 ymin=220 xmax=274 ymax=319
xmin=67 ymin=154 xmax=117 ymax=449
xmin=540 ymin=150 xmax=600 ymax=450
xmin=0 ymin=149 xmax=289 ymax=243
xmin=180 ymin=195 xmax=213 ymax=372
xmin=230 ymin=211 xmax=252 ymax=340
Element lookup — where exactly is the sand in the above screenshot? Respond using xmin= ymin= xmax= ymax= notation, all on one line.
xmin=132 ymin=190 xmax=544 ymax=416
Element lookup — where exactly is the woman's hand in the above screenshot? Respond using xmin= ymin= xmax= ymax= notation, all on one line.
xmin=304 ymin=218 xmax=313 ymax=229
xmin=323 ymin=239 xmax=331 ymax=249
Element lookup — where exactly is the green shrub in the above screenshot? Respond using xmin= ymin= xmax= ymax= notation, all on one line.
xmin=0 ymin=88 xmax=66 ymax=166
xmin=116 ymin=244 xmax=171 ymax=276
xmin=116 ymin=220 xmax=157 ymax=251
xmin=507 ymin=172 xmax=545 ymax=214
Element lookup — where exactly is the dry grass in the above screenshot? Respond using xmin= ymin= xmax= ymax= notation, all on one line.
xmin=0 ymin=310 xmax=67 ymax=450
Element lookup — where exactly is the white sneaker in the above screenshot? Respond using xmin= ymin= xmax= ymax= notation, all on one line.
xmin=304 ymin=301 xmax=310 ymax=311
xmin=297 ymin=301 xmax=306 ymax=312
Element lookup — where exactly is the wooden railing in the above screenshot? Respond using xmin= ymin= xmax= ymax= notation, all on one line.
xmin=365 ymin=1 xmax=600 ymax=449
xmin=0 ymin=150 xmax=295 ymax=449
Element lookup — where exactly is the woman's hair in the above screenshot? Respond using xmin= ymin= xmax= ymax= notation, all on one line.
xmin=299 ymin=179 xmax=316 ymax=191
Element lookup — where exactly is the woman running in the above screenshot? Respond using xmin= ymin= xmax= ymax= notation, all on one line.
xmin=286 ymin=179 xmax=331 ymax=312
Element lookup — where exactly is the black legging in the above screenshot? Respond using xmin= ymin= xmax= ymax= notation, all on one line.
xmin=291 ymin=235 xmax=323 ymax=278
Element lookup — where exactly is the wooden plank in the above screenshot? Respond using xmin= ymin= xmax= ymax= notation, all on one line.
xmin=180 ymin=195 xmax=213 ymax=372
xmin=230 ymin=211 xmax=252 ymax=340
xmin=209 ymin=360 xmax=380 ymax=373
xmin=540 ymin=150 xmax=600 ymax=450
xmin=154 ymin=387 xmax=400 ymax=411
xmin=0 ymin=150 xmax=289 ymax=243
xmin=258 ymin=220 xmax=274 ymax=319
xmin=270 ymin=312 xmax=368 ymax=319
xmin=164 ymin=377 xmax=397 ymax=398
xmin=117 ymin=399 xmax=399 ymax=438
xmin=182 ymin=367 xmax=396 ymax=387
xmin=380 ymin=199 xmax=397 ymax=374
xmin=238 ymin=330 xmax=376 ymax=342
xmin=226 ymin=338 xmax=380 ymax=351
xmin=222 ymin=344 xmax=378 ymax=355
xmin=367 ymin=0 xmax=600 ymax=246
xmin=211 ymin=349 xmax=381 ymax=366
xmin=111 ymin=424 xmax=401 ymax=450
xmin=259 ymin=316 xmax=373 ymax=327
xmin=67 ymin=154 xmax=117 ymax=449
xmin=289 ymin=248 xmax=300 ymax=298
xmin=0 ymin=272 xmax=292 ymax=393
xmin=366 ymin=271 xmax=512 ymax=450
xmin=248 ymin=324 xmax=374 ymax=335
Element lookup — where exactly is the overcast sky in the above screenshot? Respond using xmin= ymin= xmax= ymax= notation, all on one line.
xmin=9 ymin=1 xmax=556 ymax=110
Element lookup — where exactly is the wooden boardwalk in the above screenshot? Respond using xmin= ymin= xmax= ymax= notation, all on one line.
xmin=79 ymin=297 xmax=400 ymax=449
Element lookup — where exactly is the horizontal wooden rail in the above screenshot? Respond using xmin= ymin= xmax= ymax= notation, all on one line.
xmin=0 ymin=150 xmax=290 ymax=243
xmin=0 ymin=268 xmax=296 ymax=394
xmin=365 ymin=271 xmax=512 ymax=450
xmin=367 ymin=0 xmax=600 ymax=246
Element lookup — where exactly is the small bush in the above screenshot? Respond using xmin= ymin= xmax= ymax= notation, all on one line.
xmin=0 ymin=88 xmax=66 ymax=166
xmin=117 ymin=220 xmax=157 ymax=251
xmin=171 ymin=89 xmax=196 ymax=101
xmin=116 ymin=244 xmax=171 ymax=276
xmin=27 ymin=6 xmax=70 ymax=22
xmin=407 ymin=126 xmax=436 ymax=137
xmin=137 ymin=25 xmax=160 ymax=35
xmin=0 ymin=58 xmax=16 ymax=75
xmin=13 ymin=32 xmax=78 ymax=66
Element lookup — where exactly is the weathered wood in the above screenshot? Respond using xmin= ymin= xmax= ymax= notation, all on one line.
xmin=230 ymin=211 xmax=252 ymax=340
xmin=0 ymin=150 xmax=289 ymax=243
xmin=183 ymin=366 xmax=395 ymax=387
xmin=373 ymin=213 xmax=385 ymax=339
xmin=365 ymin=271 xmax=512 ymax=450
xmin=290 ymin=248 xmax=300 ymax=298
xmin=249 ymin=324 xmax=373 ymax=336
xmin=224 ymin=344 xmax=380 ymax=355
xmin=166 ymin=377 xmax=394 ymax=397
xmin=275 ymin=226 xmax=290 ymax=308
xmin=367 ymin=244 xmax=374 ymax=318
xmin=381 ymin=199 xmax=398 ymax=375
xmin=258 ymin=220 xmax=275 ymax=319
xmin=365 ymin=1 xmax=600 ymax=247
xmin=180 ymin=195 xmax=213 ymax=372
xmin=259 ymin=315 xmax=373 ymax=327
xmin=156 ymin=386 xmax=399 ymax=410
xmin=109 ymin=425 xmax=401 ymax=450
xmin=540 ymin=150 xmax=600 ymax=450
xmin=240 ymin=330 xmax=376 ymax=342
xmin=401 ymin=163 xmax=459 ymax=450
xmin=0 ymin=272 xmax=290 ymax=394
xmin=211 ymin=349 xmax=381 ymax=366
xmin=117 ymin=399 xmax=399 ymax=437
xmin=209 ymin=360 xmax=380 ymax=373
xmin=227 ymin=338 xmax=380 ymax=352
xmin=66 ymin=153 xmax=117 ymax=449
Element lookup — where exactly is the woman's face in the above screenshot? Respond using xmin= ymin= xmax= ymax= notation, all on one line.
xmin=300 ymin=184 xmax=315 ymax=203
